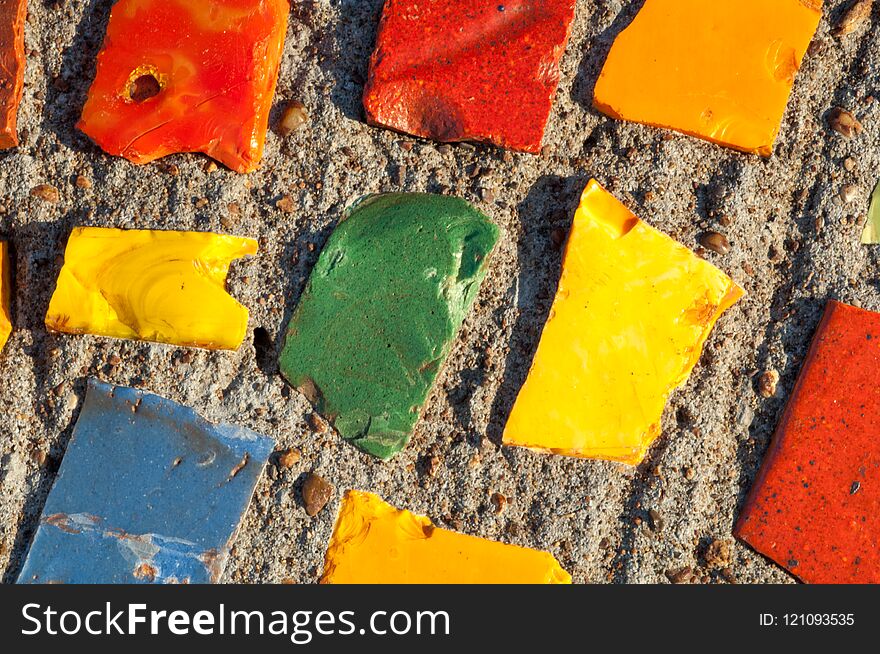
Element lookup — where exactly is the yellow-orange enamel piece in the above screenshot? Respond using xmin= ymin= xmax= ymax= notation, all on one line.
xmin=593 ymin=0 xmax=823 ymax=156
xmin=321 ymin=491 xmax=572 ymax=584
xmin=0 ymin=241 xmax=11 ymax=351
xmin=503 ymin=180 xmax=744 ymax=465
xmin=45 ymin=228 xmax=257 ymax=350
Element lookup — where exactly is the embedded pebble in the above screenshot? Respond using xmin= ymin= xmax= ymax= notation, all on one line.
xmin=302 ymin=472 xmax=333 ymax=517
xmin=277 ymin=101 xmax=309 ymax=137
xmin=698 ymin=231 xmax=730 ymax=255
xmin=834 ymin=0 xmax=873 ymax=38
xmin=758 ymin=370 xmax=780 ymax=398
xmin=30 ymin=184 xmax=60 ymax=202
xmin=827 ymin=107 xmax=863 ymax=138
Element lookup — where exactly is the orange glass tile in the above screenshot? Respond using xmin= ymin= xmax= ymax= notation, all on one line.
xmin=593 ymin=0 xmax=823 ymax=156
xmin=78 ymin=0 xmax=289 ymax=172
xmin=322 ymin=491 xmax=571 ymax=584
xmin=0 ymin=0 xmax=26 ymax=149
xmin=0 ymin=241 xmax=11 ymax=351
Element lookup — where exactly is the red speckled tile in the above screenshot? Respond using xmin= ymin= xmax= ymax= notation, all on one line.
xmin=735 ymin=301 xmax=880 ymax=584
xmin=363 ymin=0 xmax=576 ymax=153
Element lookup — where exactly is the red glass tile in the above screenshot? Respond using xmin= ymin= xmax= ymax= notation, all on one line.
xmin=735 ymin=301 xmax=880 ymax=583
xmin=363 ymin=0 xmax=576 ymax=153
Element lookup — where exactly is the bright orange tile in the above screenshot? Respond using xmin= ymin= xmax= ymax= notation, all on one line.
xmin=322 ymin=491 xmax=571 ymax=584
xmin=594 ymin=0 xmax=823 ymax=155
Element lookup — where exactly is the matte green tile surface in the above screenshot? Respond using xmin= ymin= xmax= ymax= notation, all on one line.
xmin=280 ymin=193 xmax=500 ymax=460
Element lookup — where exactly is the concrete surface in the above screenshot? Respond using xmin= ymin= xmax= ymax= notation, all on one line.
xmin=1 ymin=0 xmax=878 ymax=584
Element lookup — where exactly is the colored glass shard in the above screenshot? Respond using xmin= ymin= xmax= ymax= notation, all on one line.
xmin=0 ymin=0 xmax=26 ymax=148
xmin=735 ymin=301 xmax=880 ymax=584
xmin=0 ymin=240 xmax=11 ymax=351
xmin=860 ymin=180 xmax=880 ymax=244
xmin=45 ymin=227 xmax=257 ymax=350
xmin=503 ymin=180 xmax=744 ymax=464
xmin=279 ymin=194 xmax=500 ymax=460
xmin=363 ymin=0 xmax=576 ymax=153
xmin=18 ymin=379 xmax=273 ymax=584
xmin=322 ymin=491 xmax=571 ymax=584
xmin=78 ymin=0 xmax=289 ymax=173
xmin=593 ymin=0 xmax=823 ymax=156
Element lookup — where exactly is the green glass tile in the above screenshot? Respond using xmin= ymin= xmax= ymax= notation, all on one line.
xmin=280 ymin=193 xmax=500 ymax=460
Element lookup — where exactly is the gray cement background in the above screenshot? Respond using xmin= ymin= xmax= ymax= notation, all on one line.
xmin=1 ymin=0 xmax=878 ymax=584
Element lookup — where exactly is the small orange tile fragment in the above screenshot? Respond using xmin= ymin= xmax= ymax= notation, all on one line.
xmin=0 ymin=241 xmax=11 ymax=351
xmin=0 ymin=0 xmax=26 ymax=149
xmin=593 ymin=0 xmax=823 ymax=156
xmin=322 ymin=491 xmax=571 ymax=584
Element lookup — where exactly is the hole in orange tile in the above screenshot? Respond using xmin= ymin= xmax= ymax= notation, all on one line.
xmin=129 ymin=73 xmax=161 ymax=103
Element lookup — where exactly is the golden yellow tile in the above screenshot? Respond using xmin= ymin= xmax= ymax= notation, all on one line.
xmin=46 ymin=227 xmax=257 ymax=350
xmin=503 ymin=180 xmax=744 ymax=464
xmin=322 ymin=490 xmax=571 ymax=584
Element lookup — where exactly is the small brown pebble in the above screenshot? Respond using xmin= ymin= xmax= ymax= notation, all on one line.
xmin=425 ymin=455 xmax=441 ymax=477
xmin=297 ymin=377 xmax=322 ymax=406
xmin=684 ymin=466 xmax=696 ymax=481
xmin=277 ymin=448 xmax=301 ymax=469
xmin=398 ymin=140 xmax=414 ymax=151
xmin=843 ymin=157 xmax=857 ymax=172
xmin=648 ymin=508 xmax=663 ymax=532
xmin=31 ymin=449 xmax=47 ymax=466
xmin=161 ymin=162 xmax=180 ymax=176
xmin=302 ymin=472 xmax=333 ymax=517
xmin=827 ymin=107 xmax=863 ymax=138
xmin=277 ymin=101 xmax=309 ymax=136
xmin=834 ymin=0 xmax=873 ymax=37
xmin=194 ymin=197 xmax=209 ymax=209
xmin=394 ymin=164 xmax=407 ymax=186
xmin=306 ymin=412 xmax=329 ymax=434
xmin=276 ymin=194 xmax=295 ymax=213
xmin=30 ymin=184 xmax=59 ymax=203
xmin=840 ymin=184 xmax=859 ymax=203
xmin=665 ymin=567 xmax=692 ymax=584
xmin=719 ymin=567 xmax=737 ymax=584
xmin=108 ymin=355 xmax=121 ymax=366
xmin=718 ymin=215 xmax=732 ymax=227
xmin=698 ymin=231 xmax=730 ymax=255
xmin=490 ymin=492 xmax=507 ymax=514
xmin=74 ymin=175 xmax=92 ymax=190
xmin=480 ymin=188 xmax=495 ymax=203
xmin=203 ymin=160 xmax=218 ymax=173
xmin=758 ymin=369 xmax=780 ymax=398
xmin=704 ymin=539 xmax=732 ymax=568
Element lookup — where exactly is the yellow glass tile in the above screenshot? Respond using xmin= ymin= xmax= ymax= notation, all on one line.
xmin=321 ymin=490 xmax=571 ymax=584
xmin=45 ymin=227 xmax=257 ymax=350
xmin=503 ymin=180 xmax=744 ymax=464
xmin=0 ymin=241 xmax=11 ymax=352
xmin=593 ymin=0 xmax=823 ymax=156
